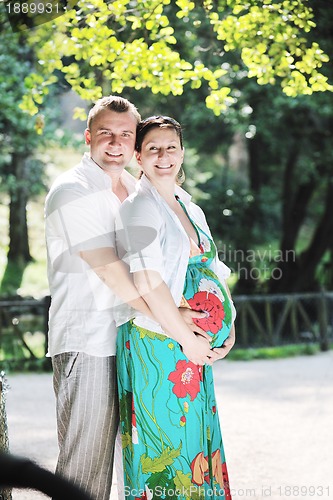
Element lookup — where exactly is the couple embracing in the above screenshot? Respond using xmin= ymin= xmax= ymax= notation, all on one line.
xmin=45 ymin=96 xmax=236 ymax=500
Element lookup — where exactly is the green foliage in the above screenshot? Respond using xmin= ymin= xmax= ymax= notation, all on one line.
xmin=0 ymin=15 xmax=53 ymax=196
xmin=0 ymin=35 xmax=40 ymax=155
xmin=1 ymin=0 xmax=332 ymax=294
xmin=19 ymin=0 xmax=332 ymax=116
xmin=141 ymin=444 xmax=181 ymax=474
xmin=228 ymin=343 xmax=321 ymax=360
xmin=0 ymin=259 xmax=26 ymax=295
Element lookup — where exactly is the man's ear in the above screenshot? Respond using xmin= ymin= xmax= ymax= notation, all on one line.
xmin=84 ymin=128 xmax=91 ymax=145
xmin=135 ymin=151 xmax=142 ymax=165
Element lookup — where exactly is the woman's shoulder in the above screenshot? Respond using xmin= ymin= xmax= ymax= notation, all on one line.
xmin=188 ymin=200 xmax=208 ymax=223
xmin=121 ymin=189 xmax=157 ymax=211
xmin=119 ymin=190 xmax=162 ymax=226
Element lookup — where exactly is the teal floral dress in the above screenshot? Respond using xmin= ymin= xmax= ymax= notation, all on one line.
xmin=117 ymin=206 xmax=233 ymax=500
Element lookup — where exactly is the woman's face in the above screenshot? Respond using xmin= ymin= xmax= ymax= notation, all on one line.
xmin=136 ymin=126 xmax=184 ymax=184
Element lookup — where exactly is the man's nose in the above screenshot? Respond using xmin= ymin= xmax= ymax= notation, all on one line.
xmin=108 ymin=134 xmax=119 ymax=145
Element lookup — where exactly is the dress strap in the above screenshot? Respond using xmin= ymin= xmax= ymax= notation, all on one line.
xmin=175 ymin=195 xmax=213 ymax=244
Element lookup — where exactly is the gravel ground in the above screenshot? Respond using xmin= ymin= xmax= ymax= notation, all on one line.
xmin=4 ymin=350 xmax=333 ymax=500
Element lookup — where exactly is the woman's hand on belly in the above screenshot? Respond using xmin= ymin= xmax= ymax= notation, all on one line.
xmin=181 ymin=334 xmax=221 ymax=366
xmin=179 ymin=307 xmax=211 ymax=341
xmin=211 ymin=324 xmax=235 ymax=361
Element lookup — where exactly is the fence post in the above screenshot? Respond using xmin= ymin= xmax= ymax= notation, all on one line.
xmin=318 ymin=291 xmax=329 ymax=351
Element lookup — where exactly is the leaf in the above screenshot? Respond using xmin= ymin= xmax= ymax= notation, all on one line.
xmin=119 ymin=390 xmax=132 ymax=435
xmin=138 ymin=325 xmax=168 ymax=342
xmin=141 ymin=444 xmax=181 ymax=474
xmin=173 ymin=470 xmax=193 ymax=499
xmin=146 ymin=469 xmax=170 ymax=490
xmin=73 ymin=107 xmax=87 ymax=121
xmin=121 ymin=432 xmax=132 ymax=449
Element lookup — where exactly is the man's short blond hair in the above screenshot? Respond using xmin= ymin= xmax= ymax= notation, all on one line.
xmin=87 ymin=95 xmax=141 ymax=129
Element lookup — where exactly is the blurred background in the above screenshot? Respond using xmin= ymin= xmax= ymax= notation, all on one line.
xmin=0 ymin=0 xmax=333 ymax=369
xmin=1 ymin=2 xmax=333 ymax=499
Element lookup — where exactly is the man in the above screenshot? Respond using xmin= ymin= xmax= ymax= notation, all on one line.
xmin=45 ymin=96 xmax=212 ymax=500
xmin=46 ymin=96 xmax=149 ymax=500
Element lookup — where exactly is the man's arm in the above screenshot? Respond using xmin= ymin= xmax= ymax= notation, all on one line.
xmin=133 ymin=269 xmax=220 ymax=366
xmin=80 ymin=247 xmax=152 ymax=318
xmin=81 ymin=247 xmax=211 ymax=337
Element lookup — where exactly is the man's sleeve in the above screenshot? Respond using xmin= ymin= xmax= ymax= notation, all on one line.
xmin=116 ymin=197 xmax=164 ymax=276
xmin=46 ymin=187 xmax=116 ymax=254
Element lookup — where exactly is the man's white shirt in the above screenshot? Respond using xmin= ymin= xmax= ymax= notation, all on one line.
xmin=45 ymin=153 xmax=136 ymax=357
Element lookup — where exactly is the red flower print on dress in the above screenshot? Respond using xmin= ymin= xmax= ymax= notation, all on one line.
xmin=187 ymin=291 xmax=225 ymax=334
xmin=222 ymin=461 xmax=232 ymax=499
xmin=212 ymin=449 xmax=232 ymax=498
xmin=168 ymin=360 xmax=201 ymax=401
xmin=132 ymin=397 xmax=136 ymax=426
xmin=190 ymin=451 xmax=209 ymax=486
xmin=131 ymin=396 xmax=138 ymax=444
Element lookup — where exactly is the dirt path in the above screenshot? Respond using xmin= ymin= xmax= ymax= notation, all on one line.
xmin=4 ymin=350 xmax=333 ymax=500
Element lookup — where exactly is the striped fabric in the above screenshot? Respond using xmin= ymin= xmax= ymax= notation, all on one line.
xmin=52 ymin=352 xmax=119 ymax=500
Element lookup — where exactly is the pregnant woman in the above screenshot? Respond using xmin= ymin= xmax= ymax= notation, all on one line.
xmin=115 ymin=116 xmax=236 ymax=499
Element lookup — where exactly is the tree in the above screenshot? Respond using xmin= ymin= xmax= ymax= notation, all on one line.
xmin=233 ymin=0 xmax=333 ymax=293
xmin=0 ymin=7 xmax=55 ymax=292
xmin=2 ymin=0 xmax=333 ymax=293
xmin=22 ymin=0 xmax=332 ymax=118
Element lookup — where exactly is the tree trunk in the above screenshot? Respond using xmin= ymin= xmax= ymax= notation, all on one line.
xmin=296 ymin=181 xmax=333 ymax=291
xmin=7 ymin=154 xmax=32 ymax=264
xmin=270 ymin=181 xmax=333 ymax=292
xmin=280 ymin=178 xmax=316 ymax=254
xmin=233 ymin=133 xmax=262 ymax=294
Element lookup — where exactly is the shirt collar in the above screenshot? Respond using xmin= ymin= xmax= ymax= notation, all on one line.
xmin=82 ymin=152 xmax=136 ymax=194
xmin=137 ymin=174 xmax=192 ymax=207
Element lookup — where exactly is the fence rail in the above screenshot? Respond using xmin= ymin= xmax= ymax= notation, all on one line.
xmin=0 ymin=296 xmax=51 ymax=368
xmin=233 ymin=291 xmax=333 ymax=350
xmin=0 ymin=292 xmax=332 ymax=367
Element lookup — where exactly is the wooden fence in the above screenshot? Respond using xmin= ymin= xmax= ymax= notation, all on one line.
xmin=0 ymin=292 xmax=332 ymax=367
xmin=233 ymin=291 xmax=332 ymax=350
xmin=0 ymin=296 xmax=50 ymax=368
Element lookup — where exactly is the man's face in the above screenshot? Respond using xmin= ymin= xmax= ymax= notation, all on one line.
xmin=85 ymin=109 xmax=137 ymax=175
